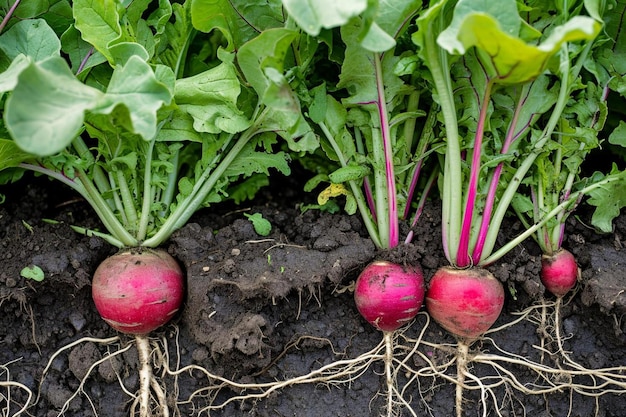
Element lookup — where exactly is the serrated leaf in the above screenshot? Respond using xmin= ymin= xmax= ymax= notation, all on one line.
xmin=175 ymin=62 xmax=250 ymax=134
xmin=92 ymin=55 xmax=172 ymax=141
xmin=586 ymin=166 xmax=626 ymax=233
xmin=0 ymin=138 xmax=33 ymax=170
xmin=191 ymin=0 xmax=284 ymax=52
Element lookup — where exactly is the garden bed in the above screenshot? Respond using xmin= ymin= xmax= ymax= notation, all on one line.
xmin=1 ymin=175 xmax=625 ymax=417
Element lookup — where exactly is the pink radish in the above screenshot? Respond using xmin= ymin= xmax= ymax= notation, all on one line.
xmin=425 ymin=266 xmax=505 ymax=417
xmin=354 ymin=260 xmax=425 ymax=332
xmin=540 ymin=248 xmax=578 ymax=298
xmin=92 ymin=249 xmax=184 ymax=335
xmin=353 ymin=260 xmax=425 ymax=416
xmin=426 ymin=266 xmax=504 ymax=342
xmin=92 ymin=248 xmax=184 ymax=416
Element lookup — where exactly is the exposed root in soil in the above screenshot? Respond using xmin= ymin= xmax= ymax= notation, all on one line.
xmin=37 ymin=335 xmax=173 ymax=417
xmin=1 ymin=359 xmax=33 ymax=417
xmin=132 ymin=335 xmax=169 ymax=417
xmin=166 ymin=318 xmax=430 ymax=417
xmin=400 ymin=309 xmax=626 ymax=416
xmin=516 ymin=297 xmax=626 ymax=394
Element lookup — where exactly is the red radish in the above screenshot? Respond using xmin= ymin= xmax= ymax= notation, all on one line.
xmin=92 ymin=249 xmax=184 ymax=335
xmin=354 ymin=260 xmax=425 ymax=332
xmin=426 ymin=266 xmax=504 ymax=342
xmin=540 ymin=248 xmax=578 ymax=298
xmin=353 ymin=260 xmax=425 ymax=416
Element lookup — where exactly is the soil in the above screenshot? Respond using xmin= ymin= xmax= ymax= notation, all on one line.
xmin=1 ymin=172 xmax=625 ymax=417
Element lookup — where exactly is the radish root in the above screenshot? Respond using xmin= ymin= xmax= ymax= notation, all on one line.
xmin=1 ymin=360 xmax=33 ymax=417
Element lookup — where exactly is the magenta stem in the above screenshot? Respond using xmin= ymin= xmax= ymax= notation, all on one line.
xmin=374 ymin=53 xmax=399 ymax=248
xmin=472 ymin=85 xmax=528 ymax=261
xmin=0 ymin=0 xmax=21 ymax=34
xmin=456 ymin=79 xmax=494 ymax=266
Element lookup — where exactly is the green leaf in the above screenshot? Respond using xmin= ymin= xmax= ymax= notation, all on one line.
xmin=224 ymin=145 xmax=291 ymax=178
xmin=0 ymin=54 xmax=32 ymax=93
xmin=608 ymin=121 xmax=626 ymax=147
xmin=437 ymin=0 xmax=601 ymax=84
xmin=0 ymin=138 xmax=33 ymax=170
xmin=244 ymin=212 xmax=272 ymax=236
xmin=586 ymin=166 xmax=626 ymax=233
xmin=5 ymin=57 xmax=102 ymax=155
xmin=282 ymin=0 xmax=367 ymax=36
xmin=237 ymin=28 xmax=298 ymax=99
xmin=191 ymin=0 xmax=284 ymax=52
xmin=328 ymin=165 xmax=370 ymax=183
xmin=73 ymin=0 xmax=126 ymax=64
xmin=92 ymin=55 xmax=173 ymax=141
xmin=20 ymin=265 xmax=45 ymax=282
xmin=0 ymin=19 xmax=61 ymax=61
xmin=174 ymin=62 xmax=251 ymax=134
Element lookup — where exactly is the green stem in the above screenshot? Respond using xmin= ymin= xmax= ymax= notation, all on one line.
xmin=480 ymin=172 xmax=624 ymax=266
xmin=116 ymin=169 xmax=138 ymax=234
xmin=75 ymin=169 xmax=137 ymax=247
xmin=424 ymin=14 xmax=461 ymax=265
xmin=480 ymin=40 xmax=594 ymax=260
xmin=318 ymin=122 xmax=382 ymax=248
xmin=137 ymin=139 xmax=156 ymax=242
xmin=143 ymin=118 xmax=263 ymax=248
xmin=72 ymin=137 xmax=115 ymax=210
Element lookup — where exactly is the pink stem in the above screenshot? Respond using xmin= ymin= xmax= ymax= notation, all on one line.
xmin=374 ymin=54 xmax=398 ymax=248
xmin=457 ymin=80 xmax=493 ymax=267
xmin=0 ymin=0 xmax=21 ymax=33
xmin=472 ymin=86 xmax=528 ymax=261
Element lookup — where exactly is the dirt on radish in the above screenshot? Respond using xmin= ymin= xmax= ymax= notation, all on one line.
xmin=1 ymin=178 xmax=626 ymax=416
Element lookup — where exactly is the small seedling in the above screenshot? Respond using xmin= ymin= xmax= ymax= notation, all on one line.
xmin=20 ymin=265 xmax=44 ymax=282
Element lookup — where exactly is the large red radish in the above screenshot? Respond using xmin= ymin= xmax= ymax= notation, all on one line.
xmin=354 ymin=260 xmax=425 ymax=332
xmin=540 ymin=248 xmax=578 ymax=298
xmin=92 ymin=249 xmax=184 ymax=335
xmin=425 ymin=266 xmax=504 ymax=342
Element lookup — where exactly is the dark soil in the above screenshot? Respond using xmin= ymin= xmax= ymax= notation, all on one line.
xmin=1 ymin=174 xmax=625 ymax=417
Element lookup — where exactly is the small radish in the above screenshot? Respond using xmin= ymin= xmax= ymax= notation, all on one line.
xmin=92 ymin=249 xmax=185 ymax=335
xmin=425 ymin=266 xmax=504 ymax=342
xmin=354 ymin=260 xmax=425 ymax=332
xmin=540 ymin=248 xmax=578 ymax=298
xmin=354 ymin=260 xmax=425 ymax=416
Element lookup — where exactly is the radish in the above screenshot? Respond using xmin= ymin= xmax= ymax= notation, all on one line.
xmin=354 ymin=260 xmax=425 ymax=332
xmin=91 ymin=249 xmax=184 ymax=415
xmin=425 ymin=266 xmax=504 ymax=343
xmin=540 ymin=248 xmax=579 ymax=298
xmin=92 ymin=249 xmax=184 ymax=335
xmin=354 ymin=260 xmax=425 ymax=416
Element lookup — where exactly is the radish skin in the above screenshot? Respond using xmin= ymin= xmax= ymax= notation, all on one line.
xmin=426 ymin=266 xmax=504 ymax=417
xmin=541 ymin=248 xmax=578 ymax=298
xmin=354 ymin=261 xmax=425 ymax=332
xmin=353 ymin=260 xmax=425 ymax=416
xmin=426 ymin=266 xmax=504 ymax=342
xmin=92 ymin=249 xmax=184 ymax=335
